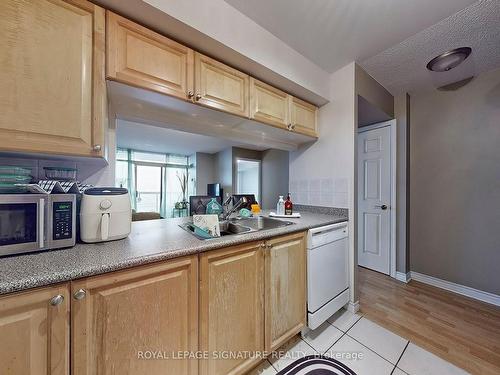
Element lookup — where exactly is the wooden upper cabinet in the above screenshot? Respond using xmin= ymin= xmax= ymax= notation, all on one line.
xmin=265 ymin=232 xmax=307 ymax=352
xmin=290 ymin=96 xmax=318 ymax=137
xmin=250 ymin=78 xmax=290 ymax=129
xmin=0 ymin=0 xmax=105 ymax=157
xmin=71 ymin=256 xmax=198 ymax=375
xmin=199 ymin=242 xmax=264 ymax=375
xmin=0 ymin=284 xmax=70 ymax=375
xmin=194 ymin=53 xmax=250 ymax=117
xmin=107 ymin=11 xmax=194 ymax=100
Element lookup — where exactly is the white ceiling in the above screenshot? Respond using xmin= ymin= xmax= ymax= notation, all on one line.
xmin=116 ymin=120 xmax=256 ymax=155
xmin=224 ymin=0 xmax=476 ymax=73
xmin=360 ymin=0 xmax=500 ymax=95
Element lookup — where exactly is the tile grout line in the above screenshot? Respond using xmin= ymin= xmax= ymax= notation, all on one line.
xmin=345 ymin=333 xmax=402 ymax=367
xmin=392 ymin=341 xmax=410 ymax=374
xmin=323 ymin=330 xmax=348 ymax=354
xmin=267 ymin=358 xmax=278 ymax=373
xmin=272 ymin=312 xmax=364 ymax=373
xmin=343 ymin=315 xmax=363 ymax=335
xmin=346 ymin=316 xmax=410 ymax=366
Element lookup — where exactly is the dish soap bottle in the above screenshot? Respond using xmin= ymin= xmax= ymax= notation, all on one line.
xmin=285 ymin=193 xmax=293 ymax=215
xmin=206 ymin=197 xmax=223 ymax=215
xmin=276 ymin=195 xmax=285 ymax=215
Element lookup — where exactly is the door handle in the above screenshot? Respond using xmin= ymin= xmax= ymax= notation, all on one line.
xmin=375 ymin=204 xmax=388 ymax=210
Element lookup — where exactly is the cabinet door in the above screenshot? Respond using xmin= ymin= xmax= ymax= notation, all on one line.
xmin=0 ymin=0 xmax=105 ymax=157
xmin=200 ymin=242 xmax=264 ymax=375
xmin=107 ymin=11 xmax=194 ymax=101
xmin=0 ymin=284 xmax=70 ymax=375
xmin=250 ymin=78 xmax=290 ymax=129
xmin=72 ymin=256 xmax=198 ymax=375
xmin=194 ymin=53 xmax=250 ymax=117
xmin=290 ymin=97 xmax=318 ymax=137
xmin=265 ymin=232 xmax=306 ymax=351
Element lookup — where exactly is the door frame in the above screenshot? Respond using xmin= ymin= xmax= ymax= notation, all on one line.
xmin=357 ymin=120 xmax=397 ymax=278
xmin=234 ymin=157 xmax=262 ymax=204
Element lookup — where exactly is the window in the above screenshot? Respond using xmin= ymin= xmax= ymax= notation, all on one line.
xmin=236 ymin=159 xmax=261 ymax=204
xmin=116 ymin=149 xmax=191 ymax=218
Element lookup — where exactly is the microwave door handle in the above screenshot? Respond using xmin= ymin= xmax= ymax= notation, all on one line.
xmin=39 ymin=198 xmax=45 ymax=249
xmin=101 ymin=213 xmax=109 ymax=241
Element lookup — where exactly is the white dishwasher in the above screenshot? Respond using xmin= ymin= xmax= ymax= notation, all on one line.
xmin=307 ymin=221 xmax=349 ymax=330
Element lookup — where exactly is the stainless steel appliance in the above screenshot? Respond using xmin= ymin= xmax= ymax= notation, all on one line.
xmin=0 ymin=194 xmax=76 ymax=256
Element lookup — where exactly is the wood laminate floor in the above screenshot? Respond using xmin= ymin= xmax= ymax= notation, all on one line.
xmin=358 ymin=266 xmax=500 ymax=375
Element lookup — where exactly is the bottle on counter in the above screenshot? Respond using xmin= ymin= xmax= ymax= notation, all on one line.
xmin=285 ymin=193 xmax=293 ymax=215
xmin=276 ymin=195 xmax=285 ymax=215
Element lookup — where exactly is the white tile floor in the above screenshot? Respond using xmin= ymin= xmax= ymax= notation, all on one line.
xmin=249 ymin=308 xmax=471 ymax=375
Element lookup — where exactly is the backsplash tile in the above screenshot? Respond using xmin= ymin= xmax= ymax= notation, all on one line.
xmin=290 ymin=177 xmax=349 ymax=208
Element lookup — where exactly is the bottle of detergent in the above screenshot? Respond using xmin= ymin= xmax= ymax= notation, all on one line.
xmin=276 ymin=195 xmax=285 ymax=215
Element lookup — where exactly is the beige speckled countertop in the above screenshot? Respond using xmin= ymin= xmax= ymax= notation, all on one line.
xmin=0 ymin=211 xmax=347 ymax=295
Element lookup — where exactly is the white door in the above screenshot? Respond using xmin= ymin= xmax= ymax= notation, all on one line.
xmin=357 ymin=124 xmax=391 ymax=274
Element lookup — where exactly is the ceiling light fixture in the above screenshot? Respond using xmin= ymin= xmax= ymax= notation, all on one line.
xmin=426 ymin=47 xmax=472 ymax=72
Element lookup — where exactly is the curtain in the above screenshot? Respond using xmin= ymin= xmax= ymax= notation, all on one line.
xmin=159 ymin=166 xmax=168 ymax=218
xmin=127 ymin=149 xmax=136 ymax=211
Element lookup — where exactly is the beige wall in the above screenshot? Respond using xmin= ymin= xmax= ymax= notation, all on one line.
xmin=195 ymin=152 xmax=215 ymax=195
xmin=410 ymin=67 xmax=500 ymax=294
xmin=290 ymin=62 xmax=358 ymax=305
xmin=261 ymin=149 xmax=289 ymax=210
xmin=355 ymin=64 xmax=394 ymax=119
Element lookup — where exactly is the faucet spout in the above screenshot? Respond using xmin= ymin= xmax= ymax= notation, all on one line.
xmin=221 ymin=196 xmax=248 ymax=221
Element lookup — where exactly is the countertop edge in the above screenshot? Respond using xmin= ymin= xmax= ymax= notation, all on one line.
xmin=0 ymin=215 xmax=347 ymax=296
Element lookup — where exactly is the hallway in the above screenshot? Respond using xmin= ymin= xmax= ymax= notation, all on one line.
xmin=358 ymin=267 xmax=500 ymax=375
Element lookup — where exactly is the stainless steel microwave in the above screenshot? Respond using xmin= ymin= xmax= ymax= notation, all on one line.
xmin=0 ymin=194 xmax=76 ymax=257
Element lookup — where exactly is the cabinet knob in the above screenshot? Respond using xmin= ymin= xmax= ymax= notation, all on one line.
xmin=267 ymin=244 xmax=273 ymax=249
xmin=195 ymin=93 xmax=202 ymax=101
xmin=187 ymin=91 xmax=194 ymax=99
xmin=287 ymin=124 xmax=292 ymax=131
xmin=49 ymin=294 xmax=64 ymax=306
xmin=93 ymin=144 xmax=102 ymax=152
xmin=260 ymin=243 xmax=266 ymax=248
xmin=291 ymin=124 xmax=296 ymax=130
xmin=73 ymin=289 xmax=87 ymax=300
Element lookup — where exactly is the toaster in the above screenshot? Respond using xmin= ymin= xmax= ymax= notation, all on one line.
xmin=79 ymin=187 xmax=131 ymax=243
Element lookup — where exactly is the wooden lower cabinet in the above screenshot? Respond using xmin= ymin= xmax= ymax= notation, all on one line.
xmin=199 ymin=242 xmax=265 ymax=375
xmin=71 ymin=255 xmax=198 ymax=375
xmin=0 ymin=232 xmax=307 ymax=375
xmin=0 ymin=284 xmax=70 ymax=375
xmin=265 ymin=232 xmax=307 ymax=351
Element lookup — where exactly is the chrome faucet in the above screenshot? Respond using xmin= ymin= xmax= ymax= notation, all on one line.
xmin=221 ymin=196 xmax=248 ymax=221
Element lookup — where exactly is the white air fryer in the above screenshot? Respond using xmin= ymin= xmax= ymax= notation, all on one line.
xmin=80 ymin=187 xmax=131 ymax=243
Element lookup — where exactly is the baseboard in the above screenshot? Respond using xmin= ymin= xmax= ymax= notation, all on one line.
xmin=395 ymin=271 xmax=412 ymax=283
xmin=346 ymin=300 xmax=360 ymax=313
xmin=411 ymin=272 xmax=500 ymax=307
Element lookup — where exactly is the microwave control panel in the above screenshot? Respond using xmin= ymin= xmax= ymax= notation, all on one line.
xmin=53 ymin=201 xmax=73 ymax=241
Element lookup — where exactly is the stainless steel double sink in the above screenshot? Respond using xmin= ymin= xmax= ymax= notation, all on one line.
xmin=180 ymin=216 xmax=295 ymax=240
